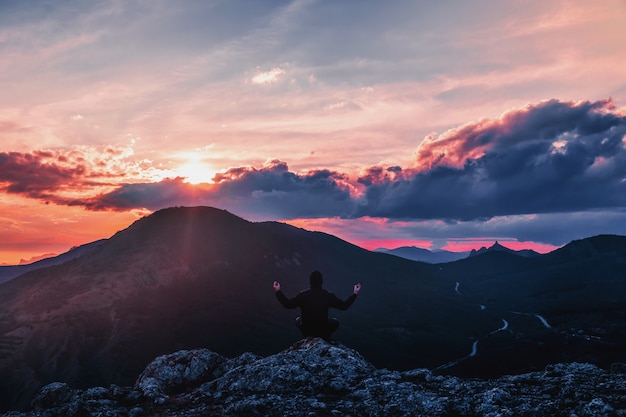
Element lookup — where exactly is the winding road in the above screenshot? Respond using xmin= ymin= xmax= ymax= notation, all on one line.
xmin=512 ymin=311 xmax=552 ymax=329
xmin=436 ymin=281 xmax=553 ymax=371
xmin=489 ymin=319 xmax=510 ymax=335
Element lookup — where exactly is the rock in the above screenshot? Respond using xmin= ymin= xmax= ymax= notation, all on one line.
xmin=134 ymin=348 xmax=226 ymax=401
xmin=208 ymin=337 xmax=374 ymax=395
xmin=82 ymin=386 xmax=110 ymax=400
xmin=30 ymin=382 xmax=73 ymax=409
xmin=3 ymin=338 xmax=626 ymax=417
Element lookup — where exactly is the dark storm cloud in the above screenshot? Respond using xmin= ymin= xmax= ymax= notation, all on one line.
xmin=86 ymin=161 xmax=355 ymax=219
xmin=84 ymin=178 xmax=197 ymax=211
xmin=356 ymin=99 xmax=626 ymax=221
xmin=212 ymin=162 xmax=355 ymax=218
xmin=357 ymin=166 xmax=402 ymax=187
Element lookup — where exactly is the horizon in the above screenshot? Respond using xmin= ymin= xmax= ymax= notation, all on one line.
xmin=1 ymin=1 xmax=626 ymax=264
xmin=1 ymin=204 xmax=573 ymax=267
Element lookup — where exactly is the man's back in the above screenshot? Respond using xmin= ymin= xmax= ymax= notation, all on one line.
xmin=294 ymin=288 xmax=353 ymax=326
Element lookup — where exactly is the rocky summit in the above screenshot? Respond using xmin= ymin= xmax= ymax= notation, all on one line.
xmin=2 ymin=338 xmax=626 ymax=417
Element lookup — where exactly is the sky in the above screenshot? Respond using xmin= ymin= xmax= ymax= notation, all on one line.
xmin=1 ymin=0 xmax=626 ymax=264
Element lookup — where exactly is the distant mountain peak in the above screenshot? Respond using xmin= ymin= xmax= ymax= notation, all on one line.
xmin=18 ymin=253 xmax=57 ymax=265
xmin=468 ymin=241 xmax=540 ymax=258
xmin=377 ymin=240 xmax=542 ymax=263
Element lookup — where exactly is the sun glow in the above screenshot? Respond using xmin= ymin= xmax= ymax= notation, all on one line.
xmin=176 ymin=156 xmax=216 ymax=184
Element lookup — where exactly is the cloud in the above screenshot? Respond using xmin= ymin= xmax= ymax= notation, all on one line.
xmin=250 ymin=67 xmax=286 ymax=85
xmin=0 ymin=151 xmax=86 ymax=198
xmin=83 ymin=160 xmax=355 ymax=220
xmin=357 ymin=166 xmax=402 ymax=187
xmin=210 ymin=160 xmax=355 ymax=219
xmin=0 ymin=145 xmax=164 ymax=202
xmin=356 ymin=99 xmax=626 ymax=220
xmin=285 ymin=210 xmax=626 ymax=250
xmin=0 ymin=148 xmax=355 ymax=219
xmin=3 ymin=99 xmax=625 ymax=232
xmin=83 ymin=177 xmax=200 ymax=211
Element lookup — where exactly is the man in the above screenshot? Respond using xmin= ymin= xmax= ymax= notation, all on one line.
xmin=273 ymin=270 xmax=361 ymax=340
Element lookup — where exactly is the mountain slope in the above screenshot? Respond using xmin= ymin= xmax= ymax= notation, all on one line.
xmin=0 ymin=240 xmax=105 ymax=285
xmin=0 ymin=207 xmax=473 ymax=411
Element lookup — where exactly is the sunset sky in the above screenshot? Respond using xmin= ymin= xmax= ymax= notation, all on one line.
xmin=1 ymin=1 xmax=626 ymax=264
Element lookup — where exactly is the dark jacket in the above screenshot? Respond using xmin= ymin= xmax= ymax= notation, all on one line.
xmin=275 ymin=288 xmax=357 ymax=326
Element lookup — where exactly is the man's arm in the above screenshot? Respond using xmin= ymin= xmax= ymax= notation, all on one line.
xmin=273 ymin=280 xmax=299 ymax=309
xmin=329 ymin=283 xmax=361 ymax=310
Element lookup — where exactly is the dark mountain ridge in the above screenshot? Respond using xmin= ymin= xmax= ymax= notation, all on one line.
xmin=1 ymin=206 xmax=626 ymax=411
xmin=375 ymin=246 xmax=469 ymax=263
xmin=468 ymin=240 xmax=541 ymax=258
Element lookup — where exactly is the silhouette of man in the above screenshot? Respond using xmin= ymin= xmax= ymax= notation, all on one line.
xmin=273 ymin=270 xmax=361 ymax=340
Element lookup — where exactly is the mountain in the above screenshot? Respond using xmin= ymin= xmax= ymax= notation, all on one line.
xmin=0 ymin=207 xmax=464 ymax=410
xmin=433 ymin=234 xmax=626 ymax=376
xmin=1 ymin=206 xmax=626 ymax=412
xmin=0 ymin=240 xmax=106 ymax=285
xmin=375 ymin=246 xmax=469 ymax=263
xmin=468 ymin=241 xmax=541 ymax=258
xmin=4 ymin=338 xmax=624 ymax=417
xmin=378 ymin=241 xmax=541 ymax=264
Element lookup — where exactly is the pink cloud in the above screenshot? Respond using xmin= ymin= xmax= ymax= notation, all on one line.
xmin=414 ymin=98 xmax=621 ymax=171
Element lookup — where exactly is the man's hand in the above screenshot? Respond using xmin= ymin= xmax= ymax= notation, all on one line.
xmin=273 ymin=281 xmax=281 ymax=292
xmin=353 ymin=283 xmax=361 ymax=295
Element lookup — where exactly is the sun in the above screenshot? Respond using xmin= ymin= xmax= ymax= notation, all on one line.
xmin=176 ymin=158 xmax=216 ymax=184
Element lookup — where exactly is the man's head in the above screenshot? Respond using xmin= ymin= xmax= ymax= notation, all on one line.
xmin=309 ymin=270 xmax=323 ymax=288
